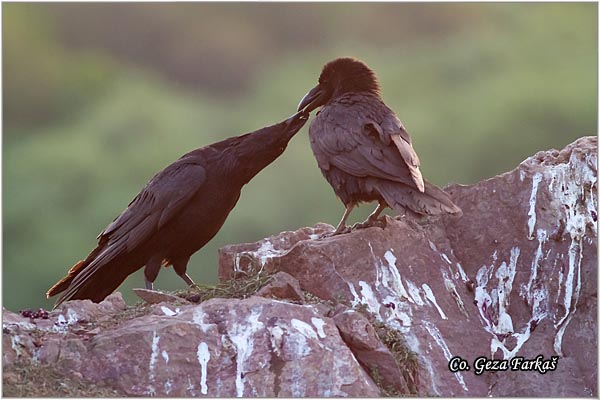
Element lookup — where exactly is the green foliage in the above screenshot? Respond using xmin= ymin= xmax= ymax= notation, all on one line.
xmin=3 ymin=3 xmax=597 ymax=311
xmin=3 ymin=4 xmax=115 ymax=131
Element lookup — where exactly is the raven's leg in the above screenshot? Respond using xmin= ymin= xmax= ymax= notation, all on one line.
xmin=333 ymin=204 xmax=355 ymax=235
xmin=353 ymin=202 xmax=387 ymax=230
xmin=144 ymin=256 xmax=162 ymax=290
xmin=366 ymin=202 xmax=386 ymax=223
xmin=172 ymin=257 xmax=195 ymax=287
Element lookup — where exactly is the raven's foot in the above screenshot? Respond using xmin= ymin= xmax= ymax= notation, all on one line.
xmin=351 ymin=217 xmax=387 ymax=231
xmin=352 ymin=218 xmax=387 ymax=230
xmin=321 ymin=226 xmax=352 ymax=238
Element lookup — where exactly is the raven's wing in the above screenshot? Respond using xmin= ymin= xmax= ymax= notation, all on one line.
xmin=309 ymin=103 xmax=423 ymax=190
xmin=375 ymin=112 xmax=424 ymax=192
xmin=50 ymin=157 xmax=206 ymax=303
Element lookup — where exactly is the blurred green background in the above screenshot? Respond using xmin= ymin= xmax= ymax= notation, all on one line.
xmin=3 ymin=3 xmax=597 ymax=311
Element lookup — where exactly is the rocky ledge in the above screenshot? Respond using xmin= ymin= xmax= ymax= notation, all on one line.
xmin=3 ymin=136 xmax=597 ymax=397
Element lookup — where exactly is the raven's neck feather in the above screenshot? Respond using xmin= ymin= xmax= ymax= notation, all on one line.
xmin=208 ymin=123 xmax=294 ymax=184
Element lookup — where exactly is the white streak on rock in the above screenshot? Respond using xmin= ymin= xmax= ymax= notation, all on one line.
xmin=287 ymin=329 xmax=311 ymax=357
xmin=267 ymin=326 xmax=284 ymax=356
xmin=148 ymin=331 xmax=160 ymax=395
xmin=3 ymin=321 xmax=35 ymax=331
xmin=527 ymin=173 xmax=543 ymax=239
xmin=358 ymin=281 xmax=381 ymax=316
xmin=193 ymin=309 xmax=214 ymax=333
xmin=369 ymin=243 xmax=385 ymax=288
xmin=66 ymin=309 xmax=79 ymax=324
xmin=164 ymin=380 xmax=173 ymax=395
xmin=161 ymin=306 xmax=177 ymax=316
xmin=521 ymin=229 xmax=548 ymax=300
xmin=383 ymin=250 xmax=411 ymax=302
xmin=494 ymin=263 xmax=515 ymax=335
xmin=423 ymin=321 xmax=468 ymax=392
xmin=555 ymin=239 xmax=578 ymax=329
xmin=554 ymin=237 xmax=583 ymax=355
xmin=422 ymin=284 xmax=447 ymax=320
xmin=542 ymin=148 xmax=596 ymax=356
xmin=474 ymin=264 xmax=493 ymax=328
xmin=161 ymin=350 xmax=169 ymax=363
xmin=53 ymin=311 xmax=79 ymax=333
xmin=521 ymin=230 xmax=548 ymax=309
xmin=229 ymin=308 xmax=264 ymax=397
xmin=405 ymin=279 xmax=424 ymax=305
xmin=478 ymin=247 xmax=548 ymax=359
xmin=197 ymin=342 xmax=210 ymax=395
xmin=382 ymin=295 xmax=412 ymax=329
xmin=494 ymin=247 xmax=521 ymax=334
xmin=347 ymin=282 xmax=361 ymax=308
xmin=428 ymin=240 xmax=438 ymax=252
xmin=10 ymin=335 xmax=22 ymax=357
xmin=491 ymin=324 xmax=532 ymax=360
xmin=440 ymin=253 xmax=452 ymax=264
xmin=556 ymin=261 xmax=564 ymax=303
xmin=255 ymin=240 xmax=281 ymax=266
xmin=311 ymin=317 xmax=326 ymax=338
xmin=442 ymin=270 xmax=468 ymax=317
xmin=455 ymin=262 xmax=469 ymax=282
xmin=291 ymin=318 xmax=319 ymax=341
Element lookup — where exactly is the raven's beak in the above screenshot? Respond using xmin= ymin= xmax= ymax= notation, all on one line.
xmin=297 ymin=84 xmax=329 ymax=113
xmin=284 ymin=110 xmax=310 ymax=128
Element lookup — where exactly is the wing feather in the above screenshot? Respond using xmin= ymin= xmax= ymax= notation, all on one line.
xmin=309 ymin=102 xmax=421 ymax=189
xmin=53 ymin=158 xmax=206 ymax=303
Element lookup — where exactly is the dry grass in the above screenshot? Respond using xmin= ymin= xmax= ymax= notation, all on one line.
xmin=3 ymin=361 xmax=122 ymax=397
xmin=175 ymin=267 xmax=274 ymax=304
xmin=372 ymin=320 xmax=420 ymax=396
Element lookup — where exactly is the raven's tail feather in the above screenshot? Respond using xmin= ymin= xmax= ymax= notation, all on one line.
xmin=375 ymin=180 xmax=462 ymax=216
xmin=46 ymin=260 xmax=86 ymax=298
xmin=47 ymin=245 xmax=134 ymax=308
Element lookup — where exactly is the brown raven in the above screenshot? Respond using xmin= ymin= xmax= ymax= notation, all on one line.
xmin=47 ymin=111 xmax=308 ymax=306
xmin=298 ymin=57 xmax=461 ymax=234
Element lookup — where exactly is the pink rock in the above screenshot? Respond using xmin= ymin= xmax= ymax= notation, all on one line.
xmin=3 ymin=137 xmax=596 ymax=397
xmin=220 ymin=137 xmax=598 ymax=397
xmin=256 ymin=271 xmax=305 ymax=302
xmin=333 ymin=309 xmax=411 ymax=394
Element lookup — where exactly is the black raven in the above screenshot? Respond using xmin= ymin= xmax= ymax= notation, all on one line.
xmin=298 ymin=57 xmax=461 ymax=235
xmin=47 ymin=111 xmax=308 ymax=306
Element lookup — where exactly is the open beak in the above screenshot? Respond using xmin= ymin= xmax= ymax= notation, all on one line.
xmin=297 ymin=84 xmax=329 ymax=113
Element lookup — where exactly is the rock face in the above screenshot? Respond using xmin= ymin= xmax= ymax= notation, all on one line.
xmin=3 ymin=294 xmax=379 ymax=397
xmin=219 ymin=136 xmax=597 ymax=397
xmin=3 ymin=137 xmax=597 ymax=397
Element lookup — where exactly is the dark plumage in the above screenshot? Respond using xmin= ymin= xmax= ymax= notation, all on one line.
xmin=47 ymin=111 xmax=308 ymax=306
xmin=298 ymin=57 xmax=461 ymax=234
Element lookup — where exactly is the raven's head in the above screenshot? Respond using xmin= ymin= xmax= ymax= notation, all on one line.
xmin=298 ymin=57 xmax=380 ymax=113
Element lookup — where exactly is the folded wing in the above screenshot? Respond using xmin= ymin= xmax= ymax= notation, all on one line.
xmin=47 ymin=158 xmax=206 ymax=304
